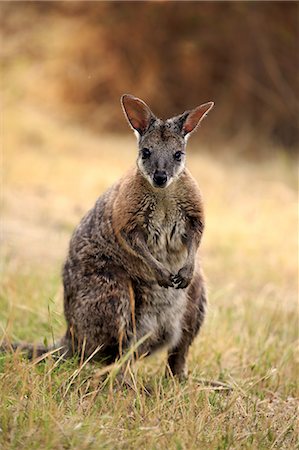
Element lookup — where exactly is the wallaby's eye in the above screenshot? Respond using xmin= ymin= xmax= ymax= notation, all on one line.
xmin=142 ymin=148 xmax=151 ymax=159
xmin=174 ymin=151 xmax=183 ymax=161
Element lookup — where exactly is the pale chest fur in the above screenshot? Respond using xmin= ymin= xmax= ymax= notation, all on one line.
xmin=135 ymin=286 xmax=187 ymax=353
xmin=134 ymin=194 xmax=189 ymax=352
xmin=144 ymin=195 xmax=188 ymax=273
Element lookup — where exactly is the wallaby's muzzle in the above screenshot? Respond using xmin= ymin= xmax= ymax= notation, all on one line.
xmin=153 ymin=170 xmax=167 ymax=187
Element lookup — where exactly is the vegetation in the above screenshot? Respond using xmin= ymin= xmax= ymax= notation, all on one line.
xmin=1 ymin=101 xmax=298 ymax=449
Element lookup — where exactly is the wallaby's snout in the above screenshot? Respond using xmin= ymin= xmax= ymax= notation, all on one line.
xmin=153 ymin=170 xmax=167 ymax=188
xmin=121 ymin=94 xmax=214 ymax=189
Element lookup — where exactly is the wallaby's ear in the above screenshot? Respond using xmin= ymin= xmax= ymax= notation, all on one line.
xmin=121 ymin=94 xmax=156 ymax=135
xmin=177 ymin=102 xmax=214 ymax=137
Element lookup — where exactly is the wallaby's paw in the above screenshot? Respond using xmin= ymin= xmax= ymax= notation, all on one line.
xmin=156 ymin=268 xmax=175 ymax=288
xmin=171 ymin=266 xmax=193 ymax=289
xmin=157 ymin=277 xmax=174 ymax=289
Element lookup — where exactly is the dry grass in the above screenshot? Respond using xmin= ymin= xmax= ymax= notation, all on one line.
xmin=0 ymin=102 xmax=298 ymax=449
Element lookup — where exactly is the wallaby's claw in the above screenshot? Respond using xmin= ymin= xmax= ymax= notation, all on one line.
xmin=171 ymin=269 xmax=192 ymax=289
xmin=171 ymin=274 xmax=187 ymax=289
xmin=155 ymin=268 xmax=175 ymax=288
xmin=157 ymin=277 xmax=174 ymax=289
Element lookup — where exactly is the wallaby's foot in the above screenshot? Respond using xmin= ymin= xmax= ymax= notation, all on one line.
xmin=113 ymin=366 xmax=152 ymax=395
xmin=167 ymin=344 xmax=189 ymax=381
xmin=114 ymin=380 xmax=153 ymax=396
xmin=114 ymin=373 xmax=135 ymax=392
xmin=114 ymin=376 xmax=152 ymax=395
xmin=166 ymin=361 xmax=188 ymax=382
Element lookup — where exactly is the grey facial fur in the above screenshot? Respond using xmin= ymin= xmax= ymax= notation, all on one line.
xmin=137 ymin=121 xmax=186 ymax=189
xmin=122 ymin=95 xmax=214 ymax=190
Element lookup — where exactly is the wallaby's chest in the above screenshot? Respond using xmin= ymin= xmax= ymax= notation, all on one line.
xmin=144 ymin=197 xmax=187 ymax=271
xmin=135 ymin=286 xmax=187 ymax=352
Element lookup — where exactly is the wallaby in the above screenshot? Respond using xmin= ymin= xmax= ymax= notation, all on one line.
xmin=2 ymin=95 xmax=214 ymax=380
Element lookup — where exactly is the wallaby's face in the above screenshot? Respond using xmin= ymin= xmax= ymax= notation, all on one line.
xmin=137 ymin=126 xmax=186 ymax=189
xmin=121 ymin=95 xmax=214 ymax=189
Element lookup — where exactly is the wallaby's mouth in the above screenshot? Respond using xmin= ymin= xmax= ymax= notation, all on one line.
xmin=153 ymin=180 xmax=168 ymax=188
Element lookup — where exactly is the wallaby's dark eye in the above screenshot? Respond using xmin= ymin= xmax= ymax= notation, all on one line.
xmin=174 ymin=151 xmax=183 ymax=161
xmin=142 ymin=148 xmax=151 ymax=159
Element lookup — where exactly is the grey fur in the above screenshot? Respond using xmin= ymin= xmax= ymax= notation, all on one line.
xmin=2 ymin=95 xmax=214 ymax=380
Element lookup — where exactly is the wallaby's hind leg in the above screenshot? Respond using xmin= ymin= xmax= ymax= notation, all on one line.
xmin=167 ymin=272 xmax=207 ymax=380
xmin=64 ymin=270 xmax=134 ymax=362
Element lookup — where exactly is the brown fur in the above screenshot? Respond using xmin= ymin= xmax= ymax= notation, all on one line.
xmin=2 ymin=95 xmax=214 ymax=380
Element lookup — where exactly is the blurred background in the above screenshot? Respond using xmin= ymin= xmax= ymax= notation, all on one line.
xmin=0 ymin=2 xmax=297 ymax=342
xmin=1 ymin=1 xmax=298 ymax=152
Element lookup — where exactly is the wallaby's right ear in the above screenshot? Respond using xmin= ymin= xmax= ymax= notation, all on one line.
xmin=121 ymin=94 xmax=156 ymax=135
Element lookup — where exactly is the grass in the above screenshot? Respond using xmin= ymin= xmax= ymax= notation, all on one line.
xmin=0 ymin=102 xmax=298 ymax=449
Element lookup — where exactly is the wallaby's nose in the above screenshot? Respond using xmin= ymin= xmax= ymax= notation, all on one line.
xmin=153 ymin=170 xmax=167 ymax=187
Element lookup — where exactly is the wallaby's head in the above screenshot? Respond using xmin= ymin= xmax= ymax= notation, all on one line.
xmin=121 ymin=94 xmax=214 ymax=189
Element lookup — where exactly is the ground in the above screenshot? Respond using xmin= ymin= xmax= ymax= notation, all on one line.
xmin=0 ymin=103 xmax=298 ymax=449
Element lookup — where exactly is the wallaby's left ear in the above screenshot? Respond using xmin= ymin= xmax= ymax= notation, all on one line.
xmin=179 ymin=102 xmax=214 ymax=137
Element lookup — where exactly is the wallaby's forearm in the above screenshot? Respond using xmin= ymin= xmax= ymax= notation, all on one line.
xmin=121 ymin=228 xmax=174 ymax=287
xmin=120 ymin=214 xmax=203 ymax=289
xmin=130 ymin=231 xmax=165 ymax=272
xmin=171 ymin=216 xmax=203 ymax=288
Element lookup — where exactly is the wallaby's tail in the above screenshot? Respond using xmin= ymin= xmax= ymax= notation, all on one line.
xmin=0 ymin=337 xmax=70 ymax=360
